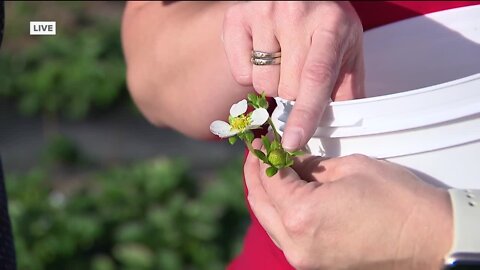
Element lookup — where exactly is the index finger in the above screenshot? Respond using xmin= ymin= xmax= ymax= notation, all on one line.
xmin=281 ymin=30 xmax=342 ymax=151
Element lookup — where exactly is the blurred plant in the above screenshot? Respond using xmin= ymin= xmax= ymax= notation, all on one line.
xmin=41 ymin=134 xmax=88 ymax=167
xmin=7 ymin=157 xmax=248 ymax=270
xmin=0 ymin=26 xmax=125 ymax=120
xmin=0 ymin=2 xmax=127 ymax=136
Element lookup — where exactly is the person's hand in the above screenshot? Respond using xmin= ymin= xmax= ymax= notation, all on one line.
xmin=223 ymin=1 xmax=365 ymax=151
xmin=244 ymin=139 xmax=453 ymax=270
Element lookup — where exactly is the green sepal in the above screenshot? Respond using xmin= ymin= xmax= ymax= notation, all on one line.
xmin=253 ymin=150 xmax=268 ymax=163
xmin=266 ymin=166 xmax=278 ymax=177
xmin=285 ymin=158 xmax=294 ymax=168
xmin=288 ymin=150 xmax=305 ymax=157
xmin=270 ymin=140 xmax=282 ymax=151
xmin=247 ymin=93 xmax=259 ymax=108
xmin=228 ymin=136 xmax=237 ymax=145
xmin=261 ymin=135 xmax=271 ymax=154
xmin=248 ymin=93 xmax=257 ymax=102
xmin=258 ymin=98 xmax=268 ymax=109
xmin=244 ymin=131 xmax=254 ymax=144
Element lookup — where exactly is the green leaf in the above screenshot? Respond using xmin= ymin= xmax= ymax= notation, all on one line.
xmin=266 ymin=167 xmax=278 ymax=177
xmin=261 ymin=135 xmax=271 ymax=153
xmin=289 ymin=150 xmax=305 ymax=157
xmin=253 ymin=150 xmax=268 ymax=163
xmin=228 ymin=136 xmax=237 ymax=145
xmin=245 ymin=131 xmax=254 ymax=144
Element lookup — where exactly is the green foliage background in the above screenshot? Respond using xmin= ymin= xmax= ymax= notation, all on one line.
xmin=1 ymin=2 xmax=249 ymax=269
xmin=0 ymin=25 xmax=126 ymax=119
xmin=7 ymin=158 xmax=247 ymax=270
xmin=0 ymin=2 xmax=127 ymax=120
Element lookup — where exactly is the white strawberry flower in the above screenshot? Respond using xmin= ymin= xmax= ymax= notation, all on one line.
xmin=210 ymin=99 xmax=269 ymax=138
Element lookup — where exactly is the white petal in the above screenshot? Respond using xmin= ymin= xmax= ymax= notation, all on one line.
xmin=210 ymin=120 xmax=238 ymax=138
xmin=248 ymin=108 xmax=269 ymax=128
xmin=230 ymin=99 xmax=248 ymax=117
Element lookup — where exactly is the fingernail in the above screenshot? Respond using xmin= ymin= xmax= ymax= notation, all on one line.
xmin=282 ymin=127 xmax=303 ymax=151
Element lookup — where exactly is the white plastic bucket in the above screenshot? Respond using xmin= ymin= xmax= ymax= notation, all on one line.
xmin=272 ymin=5 xmax=480 ymax=189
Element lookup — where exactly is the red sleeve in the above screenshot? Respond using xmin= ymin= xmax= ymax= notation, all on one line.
xmin=351 ymin=1 xmax=480 ymax=31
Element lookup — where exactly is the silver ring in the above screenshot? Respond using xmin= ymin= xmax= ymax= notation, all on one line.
xmin=251 ymin=50 xmax=281 ymax=59
xmin=251 ymin=57 xmax=281 ymax=65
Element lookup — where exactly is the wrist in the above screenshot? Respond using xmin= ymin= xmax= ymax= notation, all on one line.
xmin=411 ymin=187 xmax=453 ymax=270
xmin=393 ymin=185 xmax=453 ymax=270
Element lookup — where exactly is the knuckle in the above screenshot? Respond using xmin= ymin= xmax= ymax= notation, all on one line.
xmin=329 ymin=4 xmax=348 ymax=21
xmin=332 ymin=161 xmax=350 ymax=175
xmin=282 ymin=209 xmax=309 ymax=235
xmin=224 ymin=5 xmax=242 ymax=24
xmin=250 ymin=1 xmax=274 ymax=17
xmin=335 ymin=154 xmax=370 ymax=175
xmin=333 ymin=162 xmax=352 ymax=177
xmin=276 ymin=2 xmax=306 ymax=22
xmin=316 ymin=2 xmax=349 ymax=29
xmin=302 ymin=61 xmax=336 ymax=86
xmin=346 ymin=153 xmax=371 ymax=164
xmin=223 ymin=11 xmax=234 ymax=25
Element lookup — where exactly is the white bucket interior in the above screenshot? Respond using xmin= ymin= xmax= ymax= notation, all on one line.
xmin=273 ymin=5 xmax=480 ymax=144
xmin=363 ymin=5 xmax=480 ymax=98
xmin=272 ymin=6 xmax=480 ymax=188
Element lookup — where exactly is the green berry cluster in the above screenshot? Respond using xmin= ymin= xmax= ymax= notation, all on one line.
xmin=230 ymin=93 xmax=303 ymax=177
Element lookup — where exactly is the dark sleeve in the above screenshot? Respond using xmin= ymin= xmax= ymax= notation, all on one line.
xmin=0 ymin=0 xmax=4 ymax=48
xmin=0 ymin=1 xmax=17 ymax=269
xmin=0 ymin=158 xmax=16 ymax=270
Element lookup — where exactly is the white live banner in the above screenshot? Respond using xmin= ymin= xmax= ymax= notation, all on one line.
xmin=30 ymin=21 xmax=56 ymax=35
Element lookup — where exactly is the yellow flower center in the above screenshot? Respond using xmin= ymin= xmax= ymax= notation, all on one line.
xmin=230 ymin=115 xmax=250 ymax=132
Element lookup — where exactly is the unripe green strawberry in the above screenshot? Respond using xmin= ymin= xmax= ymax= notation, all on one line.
xmin=268 ymin=149 xmax=287 ymax=168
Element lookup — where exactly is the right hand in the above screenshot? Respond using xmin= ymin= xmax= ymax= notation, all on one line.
xmin=222 ymin=1 xmax=365 ymax=151
xmin=244 ymin=139 xmax=453 ymax=270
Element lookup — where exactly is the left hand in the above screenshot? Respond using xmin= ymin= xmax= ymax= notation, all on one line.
xmin=244 ymin=139 xmax=453 ymax=270
xmin=223 ymin=1 xmax=365 ymax=151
